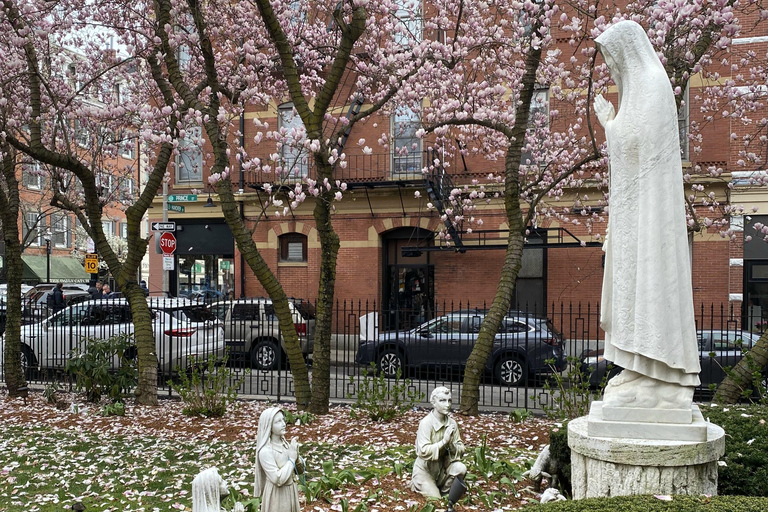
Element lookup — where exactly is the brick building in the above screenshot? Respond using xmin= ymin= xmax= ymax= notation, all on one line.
xmin=146 ymin=6 xmax=768 ymax=331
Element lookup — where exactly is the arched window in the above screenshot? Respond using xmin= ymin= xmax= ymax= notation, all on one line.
xmin=279 ymin=233 xmax=307 ymax=262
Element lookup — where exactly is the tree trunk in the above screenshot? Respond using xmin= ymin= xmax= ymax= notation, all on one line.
xmin=215 ymin=179 xmax=313 ymax=409
xmin=459 ymin=44 xmax=542 ymax=416
xmin=713 ymin=331 xmax=768 ymax=403
xmin=308 ymin=174 xmax=340 ymax=415
xmin=121 ymin=283 xmax=158 ymax=405
xmin=1 ymin=146 xmax=25 ymax=396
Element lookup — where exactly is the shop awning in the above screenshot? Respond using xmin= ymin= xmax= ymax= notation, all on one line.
xmin=21 ymin=255 xmax=90 ymax=283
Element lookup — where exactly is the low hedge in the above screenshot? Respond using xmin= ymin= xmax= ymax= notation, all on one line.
xmin=703 ymin=403 xmax=768 ymax=497
xmin=541 ymin=495 xmax=768 ymax=511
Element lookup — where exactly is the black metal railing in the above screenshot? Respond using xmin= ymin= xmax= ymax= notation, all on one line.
xmin=1 ymin=298 xmax=764 ymax=411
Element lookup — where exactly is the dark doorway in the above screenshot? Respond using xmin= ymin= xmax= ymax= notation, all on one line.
xmin=382 ymin=228 xmax=434 ymax=331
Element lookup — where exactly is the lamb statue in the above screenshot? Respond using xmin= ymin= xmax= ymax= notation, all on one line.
xmin=522 ymin=444 xmax=559 ymax=492
xmin=192 ymin=467 xmax=230 ymax=512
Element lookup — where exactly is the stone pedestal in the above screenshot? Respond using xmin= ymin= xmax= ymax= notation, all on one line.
xmin=568 ymin=415 xmax=725 ymax=499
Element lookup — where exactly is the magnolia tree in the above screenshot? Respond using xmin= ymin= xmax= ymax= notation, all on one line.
xmin=112 ymin=0 xmax=432 ymax=413
xmin=390 ymin=0 xmax=768 ymax=413
xmin=0 ymin=0 xmax=177 ymax=405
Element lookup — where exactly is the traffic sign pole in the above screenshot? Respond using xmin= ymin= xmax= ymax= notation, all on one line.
xmin=163 ymin=181 xmax=169 ymax=297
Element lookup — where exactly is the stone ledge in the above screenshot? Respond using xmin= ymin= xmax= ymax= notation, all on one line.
xmin=569 ymin=414 xmax=725 ymax=466
xmin=589 ymin=402 xmax=706 ymax=442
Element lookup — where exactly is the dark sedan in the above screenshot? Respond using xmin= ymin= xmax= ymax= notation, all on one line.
xmin=579 ymin=329 xmax=766 ymax=389
xmin=356 ymin=310 xmax=567 ymax=386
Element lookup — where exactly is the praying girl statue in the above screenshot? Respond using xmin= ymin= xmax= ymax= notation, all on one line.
xmin=594 ymin=20 xmax=701 ymax=413
xmin=253 ymin=407 xmax=304 ymax=512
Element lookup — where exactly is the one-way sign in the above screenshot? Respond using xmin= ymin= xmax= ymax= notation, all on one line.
xmin=151 ymin=222 xmax=176 ymax=232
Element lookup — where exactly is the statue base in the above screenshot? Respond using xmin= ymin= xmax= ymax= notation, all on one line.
xmin=589 ymin=402 xmax=706 ymax=441
xmin=568 ymin=414 xmax=725 ymax=499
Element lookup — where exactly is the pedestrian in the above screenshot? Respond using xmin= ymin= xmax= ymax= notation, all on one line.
xmin=48 ymin=282 xmax=65 ymax=313
xmin=140 ymin=280 xmax=149 ymax=297
xmin=88 ymin=281 xmax=103 ymax=299
xmin=102 ymin=284 xmax=114 ymax=299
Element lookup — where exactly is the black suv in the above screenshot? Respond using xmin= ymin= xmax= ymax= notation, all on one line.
xmin=356 ymin=309 xmax=566 ymax=385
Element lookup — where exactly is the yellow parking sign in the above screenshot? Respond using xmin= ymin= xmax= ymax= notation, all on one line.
xmin=85 ymin=254 xmax=98 ymax=274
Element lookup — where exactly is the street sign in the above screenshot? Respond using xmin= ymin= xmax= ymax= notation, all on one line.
xmin=168 ymin=204 xmax=185 ymax=213
xmin=151 ymin=222 xmax=176 ymax=232
xmin=84 ymin=254 xmax=98 ymax=274
xmin=168 ymin=194 xmax=197 ymax=202
xmin=159 ymin=232 xmax=177 ymax=255
xmin=163 ymin=256 xmax=175 ymax=270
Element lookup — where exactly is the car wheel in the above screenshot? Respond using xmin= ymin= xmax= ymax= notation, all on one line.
xmin=495 ymin=355 xmax=527 ymax=386
xmin=20 ymin=345 xmax=35 ymax=379
xmin=251 ymin=340 xmax=279 ymax=371
xmin=376 ymin=349 xmax=403 ymax=378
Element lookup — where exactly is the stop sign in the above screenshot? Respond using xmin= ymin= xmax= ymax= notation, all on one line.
xmin=159 ymin=232 xmax=177 ymax=255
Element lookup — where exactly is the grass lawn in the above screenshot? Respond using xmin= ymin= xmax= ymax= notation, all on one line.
xmin=0 ymin=391 xmax=553 ymax=511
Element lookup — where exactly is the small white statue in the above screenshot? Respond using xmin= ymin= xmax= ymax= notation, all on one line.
xmin=594 ymin=19 xmax=701 ymax=411
xmin=523 ymin=444 xmax=559 ymax=492
xmin=540 ymin=488 xmax=567 ymax=503
xmin=253 ymin=407 xmax=304 ymax=512
xmin=410 ymin=387 xmax=467 ymax=498
xmin=192 ymin=467 xmax=229 ymax=512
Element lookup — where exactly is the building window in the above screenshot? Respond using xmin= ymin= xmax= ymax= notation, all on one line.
xmin=51 ymin=213 xmax=71 ymax=248
xmin=120 ymin=222 xmax=128 ymax=239
xmin=279 ymin=233 xmax=307 ymax=262
xmin=22 ymin=161 xmax=45 ymax=190
xmin=521 ymin=88 xmax=550 ymax=166
xmin=176 ymin=126 xmax=203 ymax=183
xmin=394 ymin=0 xmax=422 ymax=47
xmin=74 ymin=119 xmax=91 ymax=148
xmin=23 ymin=211 xmax=45 ymax=246
xmin=679 ymin=85 xmax=689 ymax=161
xmin=121 ymin=133 xmax=136 ymax=159
xmin=278 ymin=103 xmax=308 ymax=178
xmin=102 ymin=219 xmax=116 ymax=237
xmin=392 ymin=105 xmax=422 ymax=174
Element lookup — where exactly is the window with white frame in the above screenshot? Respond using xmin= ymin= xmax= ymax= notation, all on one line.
xmin=51 ymin=213 xmax=71 ymax=248
xmin=121 ymin=135 xmax=136 ymax=159
xmin=278 ymin=103 xmax=308 ymax=178
xmin=102 ymin=220 xmax=116 ymax=237
xmin=74 ymin=119 xmax=91 ymax=148
xmin=176 ymin=126 xmax=203 ymax=183
xmin=392 ymin=105 xmax=422 ymax=174
xmin=679 ymin=85 xmax=689 ymax=161
xmin=521 ymin=88 xmax=550 ymax=166
xmin=120 ymin=222 xmax=128 ymax=239
xmin=23 ymin=211 xmax=45 ymax=246
xmin=394 ymin=0 xmax=422 ymax=47
xmin=22 ymin=161 xmax=45 ymax=190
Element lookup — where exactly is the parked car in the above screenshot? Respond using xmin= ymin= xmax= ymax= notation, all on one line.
xmin=579 ymin=329 xmax=767 ymax=389
xmin=187 ymin=289 xmax=226 ymax=303
xmin=4 ymin=298 xmax=225 ymax=376
xmin=355 ymin=309 xmax=567 ymax=386
xmin=22 ymin=287 xmax=92 ymax=322
xmin=209 ymin=298 xmax=316 ymax=370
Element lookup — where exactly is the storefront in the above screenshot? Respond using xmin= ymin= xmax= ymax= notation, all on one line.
xmin=167 ymin=220 xmax=235 ymax=297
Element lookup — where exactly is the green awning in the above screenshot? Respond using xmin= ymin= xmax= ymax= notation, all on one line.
xmin=21 ymin=255 xmax=90 ymax=284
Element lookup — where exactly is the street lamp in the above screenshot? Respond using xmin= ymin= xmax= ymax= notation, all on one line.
xmin=43 ymin=228 xmax=51 ymax=283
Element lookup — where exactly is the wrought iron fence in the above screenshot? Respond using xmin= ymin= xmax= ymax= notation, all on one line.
xmin=0 ymin=298 xmax=764 ymax=411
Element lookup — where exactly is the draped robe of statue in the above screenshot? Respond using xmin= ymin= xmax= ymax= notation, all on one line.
xmin=596 ymin=20 xmax=701 ymax=391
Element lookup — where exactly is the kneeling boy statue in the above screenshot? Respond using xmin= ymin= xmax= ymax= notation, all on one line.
xmin=410 ymin=387 xmax=467 ymax=498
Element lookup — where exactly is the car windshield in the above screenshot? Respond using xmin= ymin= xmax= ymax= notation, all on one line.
xmin=162 ymin=306 xmax=217 ymax=323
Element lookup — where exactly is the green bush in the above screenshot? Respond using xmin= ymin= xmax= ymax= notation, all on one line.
xmin=548 ymin=423 xmax=572 ymax=496
xmin=348 ymin=363 xmax=423 ymax=422
xmin=168 ymin=353 xmax=245 ymax=417
xmin=539 ymin=356 xmax=604 ymax=420
xmin=540 ymin=495 xmax=768 ymax=511
xmin=703 ymin=403 xmax=768 ymax=496
xmin=65 ymin=332 xmax=137 ymax=403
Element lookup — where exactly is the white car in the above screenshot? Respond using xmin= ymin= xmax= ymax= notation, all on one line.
xmin=11 ymin=298 xmax=225 ymax=375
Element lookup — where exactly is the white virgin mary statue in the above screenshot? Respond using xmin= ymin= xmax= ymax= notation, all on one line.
xmin=594 ymin=20 xmax=701 ymax=411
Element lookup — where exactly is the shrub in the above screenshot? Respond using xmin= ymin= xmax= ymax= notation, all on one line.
xmin=65 ymin=332 xmax=137 ymax=403
xmin=539 ymin=356 xmax=604 ymax=420
xmin=541 ymin=495 xmax=768 ymax=511
xmin=348 ymin=363 xmax=423 ymax=422
xmin=168 ymin=353 xmax=245 ymax=417
xmin=704 ymin=403 xmax=768 ymax=496
xmin=283 ymin=409 xmax=316 ymax=426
